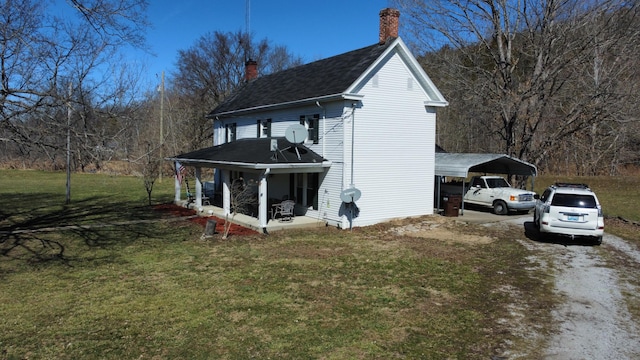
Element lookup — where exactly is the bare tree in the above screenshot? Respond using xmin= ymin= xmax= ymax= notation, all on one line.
xmin=222 ymin=177 xmax=257 ymax=240
xmin=395 ymin=0 xmax=639 ymax=173
xmin=169 ymin=30 xmax=302 ymax=152
xmin=0 ymin=0 xmax=149 ymax=169
xmin=140 ymin=143 xmax=161 ymax=205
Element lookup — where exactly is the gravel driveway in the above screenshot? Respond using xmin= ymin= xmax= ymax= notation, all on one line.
xmin=498 ymin=216 xmax=640 ymax=359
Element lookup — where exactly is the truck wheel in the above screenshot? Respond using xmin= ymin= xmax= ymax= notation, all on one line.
xmin=493 ymin=200 xmax=508 ymax=215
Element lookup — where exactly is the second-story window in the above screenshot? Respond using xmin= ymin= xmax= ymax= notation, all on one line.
xmin=257 ymin=119 xmax=271 ymax=138
xmin=225 ymin=123 xmax=236 ymax=142
xmin=299 ymin=114 xmax=319 ymax=144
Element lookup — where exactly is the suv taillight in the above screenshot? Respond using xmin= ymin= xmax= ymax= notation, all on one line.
xmin=543 ymin=204 xmax=550 ymax=214
xmin=597 ymin=205 xmax=603 ymax=216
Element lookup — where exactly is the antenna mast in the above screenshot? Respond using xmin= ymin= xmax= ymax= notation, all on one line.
xmin=244 ymin=0 xmax=251 ymax=61
xmin=245 ymin=0 xmax=250 ymax=35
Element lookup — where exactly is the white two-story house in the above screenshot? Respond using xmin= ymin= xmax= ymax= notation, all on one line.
xmin=169 ymin=8 xmax=448 ymax=232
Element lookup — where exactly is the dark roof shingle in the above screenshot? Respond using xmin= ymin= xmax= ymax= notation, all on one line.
xmin=208 ymin=40 xmax=394 ymax=116
xmin=172 ymin=138 xmax=327 ymax=165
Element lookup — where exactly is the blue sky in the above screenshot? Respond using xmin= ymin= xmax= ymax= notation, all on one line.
xmin=138 ymin=0 xmax=392 ymax=86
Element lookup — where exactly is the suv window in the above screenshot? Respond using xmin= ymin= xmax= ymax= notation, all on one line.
xmin=551 ymin=194 xmax=597 ymax=208
xmin=540 ymin=189 xmax=552 ymax=202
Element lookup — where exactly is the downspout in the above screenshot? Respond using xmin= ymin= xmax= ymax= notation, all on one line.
xmin=348 ymin=103 xmax=357 ymax=231
xmin=316 ymin=101 xmax=325 ymax=157
xmin=350 ymin=102 xmax=356 ymax=187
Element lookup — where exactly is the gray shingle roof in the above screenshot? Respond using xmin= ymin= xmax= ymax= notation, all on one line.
xmin=170 ymin=138 xmax=327 ymax=166
xmin=208 ymin=40 xmax=394 ymax=117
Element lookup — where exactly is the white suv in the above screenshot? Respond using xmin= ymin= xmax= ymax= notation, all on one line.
xmin=534 ymin=183 xmax=604 ymax=244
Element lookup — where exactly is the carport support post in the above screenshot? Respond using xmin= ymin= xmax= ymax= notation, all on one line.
xmin=461 ymin=181 xmax=465 ymax=215
xmin=222 ymin=169 xmax=231 ymax=216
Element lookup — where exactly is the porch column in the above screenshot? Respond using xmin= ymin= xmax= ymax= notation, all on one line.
xmin=222 ymin=169 xmax=231 ymax=216
xmin=258 ymin=169 xmax=270 ymax=230
xmin=174 ymin=171 xmax=181 ymax=203
xmin=195 ymin=167 xmax=203 ymax=208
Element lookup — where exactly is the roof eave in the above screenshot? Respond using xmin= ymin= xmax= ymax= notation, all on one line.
xmin=166 ymin=157 xmax=332 ymax=172
xmin=345 ymin=37 xmax=448 ymax=106
xmin=424 ymin=100 xmax=449 ymax=107
xmin=207 ymin=94 xmax=364 ymax=119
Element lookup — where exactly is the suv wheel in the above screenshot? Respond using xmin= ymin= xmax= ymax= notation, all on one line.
xmin=493 ymin=200 xmax=508 ymax=215
xmin=594 ymin=236 xmax=603 ymax=246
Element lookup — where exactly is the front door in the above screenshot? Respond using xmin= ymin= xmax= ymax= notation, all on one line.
xmin=292 ymin=173 xmax=319 ymax=210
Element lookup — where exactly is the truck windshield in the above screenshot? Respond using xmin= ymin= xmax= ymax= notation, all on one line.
xmin=485 ymin=178 xmax=510 ymax=188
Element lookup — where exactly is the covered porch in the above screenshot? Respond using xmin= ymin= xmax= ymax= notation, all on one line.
xmin=178 ymin=200 xmax=326 ymax=233
xmin=166 ymin=138 xmax=332 ymax=233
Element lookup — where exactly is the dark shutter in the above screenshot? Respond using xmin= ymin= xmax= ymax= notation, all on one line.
xmin=312 ymin=114 xmax=320 ymax=144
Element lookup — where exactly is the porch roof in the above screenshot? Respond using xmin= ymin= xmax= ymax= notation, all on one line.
xmin=166 ymin=137 xmax=331 ymax=172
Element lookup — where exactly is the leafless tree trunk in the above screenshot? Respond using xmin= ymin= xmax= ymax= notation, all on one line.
xmin=396 ymin=0 xmax=640 ymax=173
xmin=169 ymin=31 xmax=303 ymax=153
xmin=222 ymin=178 xmax=257 ymax=240
xmin=140 ymin=143 xmax=160 ymax=205
xmin=0 ymin=0 xmax=148 ymax=171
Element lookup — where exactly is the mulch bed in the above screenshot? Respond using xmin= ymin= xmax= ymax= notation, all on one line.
xmin=153 ymin=203 xmax=259 ymax=236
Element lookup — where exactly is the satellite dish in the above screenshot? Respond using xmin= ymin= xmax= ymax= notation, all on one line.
xmin=285 ymin=124 xmax=307 ymax=144
xmin=340 ymin=187 xmax=361 ymax=203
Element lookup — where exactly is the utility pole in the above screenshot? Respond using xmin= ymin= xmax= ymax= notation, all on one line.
xmin=159 ymin=70 xmax=164 ymax=181
xmin=66 ymin=82 xmax=72 ymax=204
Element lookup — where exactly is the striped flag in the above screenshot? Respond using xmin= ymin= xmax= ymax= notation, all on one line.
xmin=175 ymin=161 xmax=186 ymax=184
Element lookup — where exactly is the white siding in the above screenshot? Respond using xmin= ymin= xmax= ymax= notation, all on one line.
xmin=212 ymin=48 xmax=439 ymax=228
xmin=316 ymin=103 xmax=347 ymax=226
xmin=213 ymin=103 xmax=349 ymax=226
xmin=347 ymin=52 xmax=436 ymax=227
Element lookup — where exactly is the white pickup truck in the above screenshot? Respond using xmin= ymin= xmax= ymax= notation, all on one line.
xmin=440 ymin=175 xmax=536 ymax=215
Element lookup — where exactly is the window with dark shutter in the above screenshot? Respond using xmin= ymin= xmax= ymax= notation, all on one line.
xmin=299 ymin=114 xmax=320 ymax=144
xmin=225 ymin=123 xmax=236 ymax=142
xmin=310 ymin=114 xmax=319 ymax=144
xmin=264 ymin=119 xmax=271 ymax=137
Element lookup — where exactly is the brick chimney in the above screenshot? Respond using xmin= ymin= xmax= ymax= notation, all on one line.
xmin=244 ymin=59 xmax=258 ymax=82
xmin=379 ymin=8 xmax=400 ymax=44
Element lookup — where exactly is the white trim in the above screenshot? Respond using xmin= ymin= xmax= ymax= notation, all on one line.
xmin=424 ymin=101 xmax=449 ymax=107
xmin=168 ymin=158 xmax=332 ymax=172
xmin=345 ymin=38 xmax=448 ymax=106
xmin=209 ymin=94 xmax=364 ymax=118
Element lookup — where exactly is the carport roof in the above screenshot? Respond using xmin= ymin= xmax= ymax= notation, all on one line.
xmin=435 ymin=153 xmax=537 ymax=178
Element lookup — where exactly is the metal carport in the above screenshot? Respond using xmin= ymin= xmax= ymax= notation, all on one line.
xmin=434 ymin=153 xmax=538 ymax=214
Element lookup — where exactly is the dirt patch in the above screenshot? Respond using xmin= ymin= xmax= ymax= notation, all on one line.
xmin=387 ymin=216 xmax=495 ymax=245
xmin=153 ymin=203 xmax=259 ymax=236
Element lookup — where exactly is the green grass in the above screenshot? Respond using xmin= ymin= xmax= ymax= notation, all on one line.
xmin=10 ymin=170 xmax=640 ymax=359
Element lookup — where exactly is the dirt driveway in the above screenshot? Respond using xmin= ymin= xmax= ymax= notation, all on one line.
xmin=495 ymin=215 xmax=640 ymax=359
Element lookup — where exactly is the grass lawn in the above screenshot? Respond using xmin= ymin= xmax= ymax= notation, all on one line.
xmin=1 ymin=170 xmax=636 ymax=359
